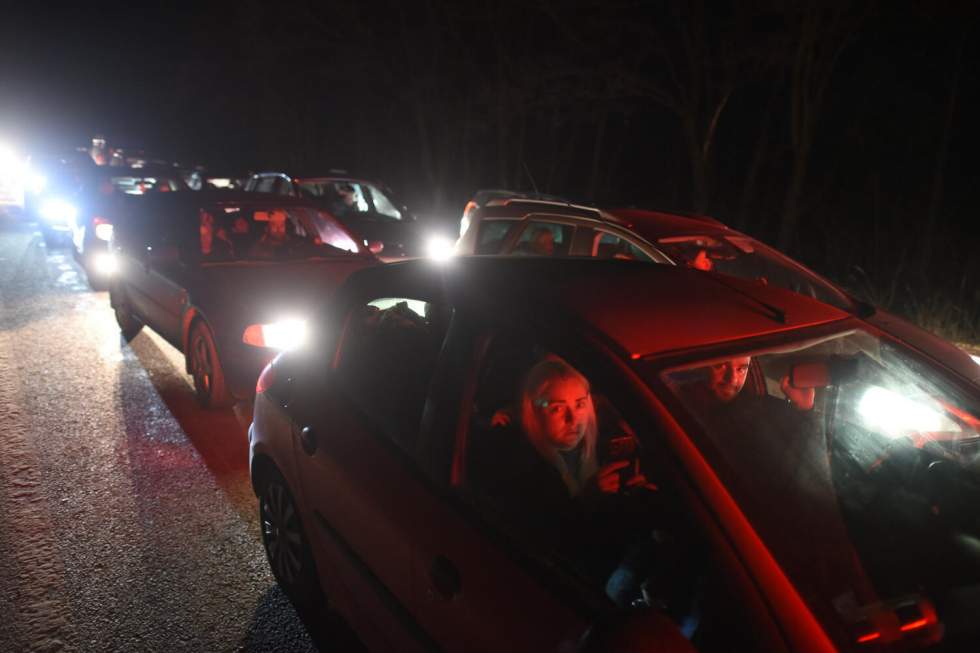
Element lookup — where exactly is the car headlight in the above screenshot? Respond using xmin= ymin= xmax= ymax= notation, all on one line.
xmin=92 ymin=252 xmax=117 ymax=275
xmin=242 ymin=319 xmax=307 ymax=351
xmin=40 ymin=198 xmax=77 ymax=224
xmin=426 ymin=235 xmax=455 ymax=262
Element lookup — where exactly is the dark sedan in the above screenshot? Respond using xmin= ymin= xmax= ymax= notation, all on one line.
xmin=110 ymin=191 xmax=375 ymax=407
xmin=250 ymin=257 xmax=980 ymax=652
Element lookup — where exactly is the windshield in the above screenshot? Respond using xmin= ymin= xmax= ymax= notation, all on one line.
xmin=297 ymin=179 xmax=405 ymax=221
xmin=656 ymin=330 xmax=980 ymax=650
xmin=655 ymin=234 xmax=854 ymax=311
xmin=192 ymin=205 xmax=359 ymax=262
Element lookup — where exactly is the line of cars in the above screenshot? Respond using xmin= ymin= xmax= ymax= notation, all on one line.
xmin=91 ymin=172 xmax=980 ymax=651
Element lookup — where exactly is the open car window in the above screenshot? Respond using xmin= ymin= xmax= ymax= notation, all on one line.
xmin=657 ymin=330 xmax=980 ymax=649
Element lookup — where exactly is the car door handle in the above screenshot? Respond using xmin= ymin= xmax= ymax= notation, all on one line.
xmin=428 ymin=555 xmax=461 ymax=601
xmin=299 ymin=425 xmax=317 ymax=456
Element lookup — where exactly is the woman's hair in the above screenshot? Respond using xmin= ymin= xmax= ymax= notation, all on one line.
xmin=519 ymin=358 xmax=598 ymax=495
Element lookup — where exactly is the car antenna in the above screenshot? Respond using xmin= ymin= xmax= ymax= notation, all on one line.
xmin=523 ymin=161 xmax=540 ymax=196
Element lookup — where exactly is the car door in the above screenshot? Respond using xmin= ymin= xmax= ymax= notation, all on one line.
xmin=290 ymin=295 xmax=457 ymax=651
xmin=135 ymin=208 xmax=189 ymax=346
xmin=409 ymin=325 xmax=775 ymax=652
xmin=407 ymin=327 xmax=598 ymax=651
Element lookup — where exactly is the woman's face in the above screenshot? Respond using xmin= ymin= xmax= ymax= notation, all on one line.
xmin=534 ymin=377 xmax=592 ymax=451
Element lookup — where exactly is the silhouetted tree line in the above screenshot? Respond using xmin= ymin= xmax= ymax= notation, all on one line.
xmin=160 ymin=0 xmax=978 ymax=341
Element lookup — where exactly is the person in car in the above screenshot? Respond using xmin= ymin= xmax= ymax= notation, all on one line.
xmin=329 ymin=183 xmax=358 ymax=218
xmin=517 ymin=227 xmax=556 ymax=257
xmin=227 ymin=214 xmax=253 ymax=252
xmin=691 ymin=356 xmax=814 ymax=410
xmin=248 ymin=209 xmax=293 ymax=259
xmin=479 ymin=358 xmax=654 ymax=546
xmin=199 ymin=209 xmax=233 ymax=260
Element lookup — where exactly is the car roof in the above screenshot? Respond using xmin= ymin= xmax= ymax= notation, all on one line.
xmin=343 ymin=257 xmax=852 ymax=359
xmin=473 ymin=199 xmax=732 ymax=238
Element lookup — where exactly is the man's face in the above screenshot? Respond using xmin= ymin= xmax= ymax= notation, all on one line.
xmin=708 ymin=356 xmax=751 ymax=402
xmin=534 ymin=377 xmax=592 ymax=450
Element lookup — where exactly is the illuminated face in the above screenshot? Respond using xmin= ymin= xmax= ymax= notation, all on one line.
xmin=534 ymin=377 xmax=592 ymax=450
xmin=708 ymin=356 xmax=751 ymax=402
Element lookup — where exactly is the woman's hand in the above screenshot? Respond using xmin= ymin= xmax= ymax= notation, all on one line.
xmin=595 ymin=460 xmax=658 ymax=494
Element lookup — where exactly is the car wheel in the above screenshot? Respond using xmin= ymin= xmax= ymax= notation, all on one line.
xmin=258 ymin=471 xmax=325 ymax=607
xmin=188 ymin=320 xmax=234 ymax=408
xmin=111 ymin=286 xmax=143 ymax=340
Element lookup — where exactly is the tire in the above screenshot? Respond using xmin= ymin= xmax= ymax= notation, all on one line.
xmin=258 ymin=470 xmax=325 ymax=607
xmin=111 ymin=286 xmax=143 ymax=340
xmin=188 ymin=320 xmax=234 ymax=408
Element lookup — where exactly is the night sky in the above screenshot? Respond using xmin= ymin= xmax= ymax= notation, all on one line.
xmin=3 ymin=1 xmax=979 ymax=338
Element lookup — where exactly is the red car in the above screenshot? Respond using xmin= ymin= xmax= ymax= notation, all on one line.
xmin=455 ymin=197 xmax=980 ymax=389
xmin=249 ymin=257 xmax=980 ymax=652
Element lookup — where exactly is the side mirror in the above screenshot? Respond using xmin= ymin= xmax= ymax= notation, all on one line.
xmin=579 ymin=611 xmax=696 ymax=653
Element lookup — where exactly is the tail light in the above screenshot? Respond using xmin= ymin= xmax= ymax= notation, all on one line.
xmin=256 ymin=361 xmax=276 ymax=394
xmin=93 ymin=216 xmax=113 ymax=241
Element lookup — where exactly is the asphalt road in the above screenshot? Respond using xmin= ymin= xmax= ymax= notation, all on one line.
xmin=0 ymin=213 xmax=357 ymax=652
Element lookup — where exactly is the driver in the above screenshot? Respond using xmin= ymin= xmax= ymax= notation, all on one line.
xmin=248 ymin=209 xmax=292 ymax=259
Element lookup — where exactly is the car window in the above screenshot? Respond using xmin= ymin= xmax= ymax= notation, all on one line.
xmin=511 ymin=221 xmax=573 ymax=256
xmin=364 ymin=183 xmax=403 ymax=220
xmin=658 ymin=329 xmax=980 ymax=648
xmin=656 ymin=234 xmax=853 ymax=310
xmin=591 ymin=230 xmax=654 ymax=262
xmin=475 ymin=219 xmax=518 ymax=255
xmin=255 ymin=176 xmax=276 ymax=193
xmin=184 ymin=205 xmax=358 ymax=263
xmin=334 ymin=297 xmax=454 ymax=451
xmin=460 ymin=339 xmax=683 ymax=602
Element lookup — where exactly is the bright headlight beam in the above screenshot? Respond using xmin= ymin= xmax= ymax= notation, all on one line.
xmin=972 ymin=354 xmax=980 ymax=367
xmin=40 ymin=198 xmax=77 ymax=224
xmin=243 ymin=319 xmax=308 ymax=351
xmin=426 ymin=235 xmax=454 ymax=262
xmin=857 ymin=385 xmax=952 ymax=439
xmin=93 ymin=252 xmax=117 ymax=276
